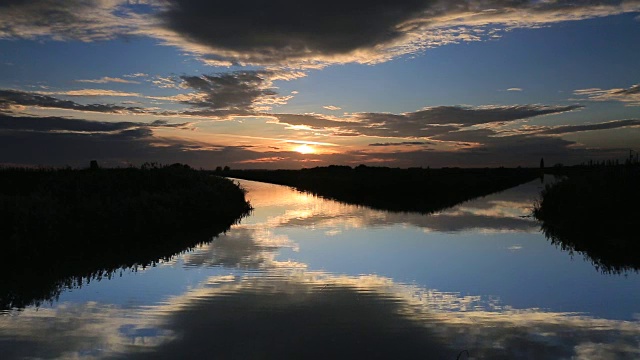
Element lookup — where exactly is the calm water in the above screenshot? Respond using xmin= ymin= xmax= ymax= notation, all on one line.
xmin=1 ymin=178 xmax=640 ymax=359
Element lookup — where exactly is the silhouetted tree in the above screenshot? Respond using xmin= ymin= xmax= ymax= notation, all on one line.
xmin=540 ymin=157 xmax=544 ymax=169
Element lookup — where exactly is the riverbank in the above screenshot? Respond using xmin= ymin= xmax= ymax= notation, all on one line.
xmin=222 ymin=166 xmax=539 ymax=214
xmin=0 ymin=164 xmax=251 ymax=309
xmin=534 ymin=164 xmax=640 ymax=273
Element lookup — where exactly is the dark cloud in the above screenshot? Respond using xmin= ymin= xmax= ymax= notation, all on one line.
xmin=0 ymin=113 xmax=258 ymax=168
xmin=0 ymin=114 xmax=192 ymax=133
xmin=157 ymin=0 xmax=431 ymax=64
xmin=535 ymin=119 xmax=640 ymax=135
xmin=178 ymin=71 xmax=284 ymax=113
xmin=357 ymin=104 xmax=583 ymax=126
xmin=275 ymin=105 xmax=582 ymax=138
xmin=1 ymin=73 xmax=291 ymax=118
xmin=152 ymin=1 xmax=640 ymax=65
xmin=273 ymin=113 xmax=352 ymax=129
xmin=0 ymin=1 xmax=638 ymax=67
xmin=329 ymin=127 xmax=628 ymax=168
xmin=0 ymin=89 xmax=148 ymax=114
xmin=369 ymin=141 xmax=434 ymax=147
xmin=138 ymin=70 xmax=295 ymax=117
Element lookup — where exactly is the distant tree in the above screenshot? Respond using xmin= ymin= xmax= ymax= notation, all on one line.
xmin=90 ymin=160 xmax=99 ymax=170
xmin=215 ymin=166 xmax=222 ymax=173
xmin=540 ymin=157 xmax=544 ymax=169
xmin=168 ymin=163 xmax=191 ymax=170
xmin=223 ymin=166 xmax=230 ymax=172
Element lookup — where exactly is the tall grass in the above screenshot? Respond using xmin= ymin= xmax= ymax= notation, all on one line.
xmin=533 ymin=163 xmax=640 ymax=273
xmin=0 ymin=164 xmax=251 ymax=309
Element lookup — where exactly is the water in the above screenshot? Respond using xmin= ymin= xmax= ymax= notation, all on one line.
xmin=1 ymin=178 xmax=639 ymax=359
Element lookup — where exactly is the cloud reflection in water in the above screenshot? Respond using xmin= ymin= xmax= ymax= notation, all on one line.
xmin=2 ymin=271 xmax=639 ymax=359
xmin=1 ymin=178 xmax=637 ymax=359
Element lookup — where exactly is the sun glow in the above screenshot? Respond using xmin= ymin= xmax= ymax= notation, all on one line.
xmin=294 ymin=144 xmax=315 ymax=154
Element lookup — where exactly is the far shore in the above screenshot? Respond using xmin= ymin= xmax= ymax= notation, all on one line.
xmin=220 ymin=165 xmax=540 ymax=214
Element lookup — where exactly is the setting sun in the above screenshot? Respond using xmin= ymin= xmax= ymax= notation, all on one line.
xmin=294 ymin=144 xmax=315 ymax=154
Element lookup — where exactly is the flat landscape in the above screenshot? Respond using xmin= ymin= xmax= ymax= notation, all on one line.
xmin=1 ymin=1 xmax=640 ymax=358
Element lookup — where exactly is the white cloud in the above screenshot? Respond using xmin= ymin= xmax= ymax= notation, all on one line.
xmin=124 ymin=72 xmax=149 ymax=78
xmin=44 ymin=89 xmax=142 ymax=97
xmin=76 ymin=76 xmax=140 ymax=84
xmin=574 ymin=84 xmax=640 ymax=106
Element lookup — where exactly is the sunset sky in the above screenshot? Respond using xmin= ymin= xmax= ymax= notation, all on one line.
xmin=1 ymin=0 xmax=639 ymax=169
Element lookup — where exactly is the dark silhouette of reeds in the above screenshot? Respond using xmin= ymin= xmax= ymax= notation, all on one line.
xmin=0 ymin=164 xmax=251 ymax=310
xmin=534 ymin=161 xmax=640 ymax=273
xmin=223 ymin=165 xmax=539 ymax=214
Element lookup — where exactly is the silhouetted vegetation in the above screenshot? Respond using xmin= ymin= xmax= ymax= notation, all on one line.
xmin=223 ymin=165 xmax=539 ymax=214
xmin=0 ymin=164 xmax=251 ymax=310
xmin=534 ymin=160 xmax=640 ymax=273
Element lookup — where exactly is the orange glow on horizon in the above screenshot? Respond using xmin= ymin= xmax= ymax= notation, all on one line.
xmin=293 ymin=144 xmax=315 ymax=154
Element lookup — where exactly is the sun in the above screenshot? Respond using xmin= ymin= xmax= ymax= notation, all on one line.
xmin=294 ymin=144 xmax=315 ymax=154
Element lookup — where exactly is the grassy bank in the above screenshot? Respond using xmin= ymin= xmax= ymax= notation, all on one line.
xmin=0 ymin=164 xmax=251 ymax=309
xmin=223 ymin=165 xmax=539 ymax=214
xmin=534 ymin=164 xmax=640 ymax=273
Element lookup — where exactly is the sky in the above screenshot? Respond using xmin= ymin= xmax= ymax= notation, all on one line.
xmin=0 ymin=0 xmax=639 ymax=169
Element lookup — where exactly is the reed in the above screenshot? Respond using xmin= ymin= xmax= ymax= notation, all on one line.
xmin=534 ymin=163 xmax=640 ymax=273
xmin=0 ymin=164 xmax=251 ymax=309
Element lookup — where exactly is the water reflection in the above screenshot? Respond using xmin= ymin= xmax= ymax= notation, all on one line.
xmin=123 ymin=272 xmax=640 ymax=360
xmin=183 ymin=227 xmax=301 ymax=270
xmin=238 ymin=178 xmax=542 ymax=234
xmin=2 ymin=271 xmax=640 ymax=359
xmin=2 ymin=178 xmax=640 ymax=359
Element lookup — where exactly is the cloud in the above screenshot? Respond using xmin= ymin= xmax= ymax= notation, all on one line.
xmin=0 ymin=0 xmax=143 ymax=42
xmin=152 ymin=0 xmax=431 ymax=65
xmin=507 ymin=88 xmax=523 ymax=92
xmin=175 ymin=70 xmax=294 ymax=113
xmin=0 ymin=89 xmax=148 ymax=114
xmin=76 ymin=76 xmax=140 ymax=84
xmin=148 ymin=0 xmax=640 ymax=66
xmin=272 ymin=113 xmax=353 ymax=129
xmin=236 ymin=157 xmax=288 ymax=164
xmin=124 ymin=72 xmax=149 ymax=78
xmin=325 ymin=123 xmax=628 ymax=168
xmin=151 ymin=76 xmax=181 ymax=89
xmin=0 ymin=113 xmax=193 ymax=134
xmin=2 ymin=1 xmax=640 ymax=66
xmin=533 ymin=119 xmax=640 ymax=135
xmin=574 ymin=83 xmax=640 ymax=106
xmin=0 ymin=113 xmax=273 ymax=168
xmin=274 ymin=104 xmax=582 ymax=138
xmin=323 ymin=105 xmax=341 ymax=111
xmin=1 ymin=70 xmax=294 ymax=119
xmin=369 ymin=141 xmax=434 ymax=147
xmin=44 ymin=89 xmax=142 ymax=97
